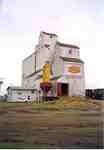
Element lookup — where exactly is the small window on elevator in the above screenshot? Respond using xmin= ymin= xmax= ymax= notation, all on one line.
xmin=69 ymin=49 xmax=72 ymax=54
xmin=18 ymin=92 xmax=22 ymax=95
xmin=31 ymin=90 xmax=34 ymax=94
xmin=50 ymin=35 xmax=53 ymax=38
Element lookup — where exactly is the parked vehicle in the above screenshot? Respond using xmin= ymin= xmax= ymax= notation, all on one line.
xmin=86 ymin=89 xmax=104 ymax=100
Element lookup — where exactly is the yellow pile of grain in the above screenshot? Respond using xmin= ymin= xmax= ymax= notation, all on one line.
xmin=55 ymin=97 xmax=101 ymax=110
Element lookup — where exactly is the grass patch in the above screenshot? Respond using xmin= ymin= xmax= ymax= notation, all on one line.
xmin=0 ymin=143 xmax=54 ymax=149
xmin=0 ymin=97 xmax=103 ymax=149
xmin=0 ymin=96 xmax=102 ymax=111
xmin=31 ymin=96 xmax=102 ymax=111
xmin=59 ymin=126 xmax=98 ymax=137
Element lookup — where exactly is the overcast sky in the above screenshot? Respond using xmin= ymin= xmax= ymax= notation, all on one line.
xmin=0 ymin=0 xmax=104 ymax=94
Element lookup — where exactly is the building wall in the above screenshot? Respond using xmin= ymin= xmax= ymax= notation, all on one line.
xmin=39 ymin=31 xmax=58 ymax=48
xmin=22 ymin=53 xmax=35 ymax=80
xmin=22 ymin=75 xmax=36 ymax=88
xmin=35 ymin=47 xmax=50 ymax=71
xmin=57 ymin=45 xmax=80 ymax=59
xmin=51 ymin=50 xmax=63 ymax=77
xmin=35 ymin=32 xmax=58 ymax=71
xmin=69 ymin=78 xmax=85 ymax=96
xmin=22 ymin=69 xmax=43 ymax=89
xmin=66 ymin=62 xmax=85 ymax=96
xmin=56 ymin=61 xmax=85 ymax=96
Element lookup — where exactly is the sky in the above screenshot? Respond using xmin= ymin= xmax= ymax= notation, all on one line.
xmin=0 ymin=0 xmax=104 ymax=94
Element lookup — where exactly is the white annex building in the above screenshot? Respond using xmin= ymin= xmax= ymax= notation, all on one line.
xmin=7 ymin=86 xmax=37 ymax=102
xmin=22 ymin=31 xmax=85 ymax=97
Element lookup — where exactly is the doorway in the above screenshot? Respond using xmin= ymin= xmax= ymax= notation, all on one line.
xmin=61 ymin=83 xmax=69 ymax=96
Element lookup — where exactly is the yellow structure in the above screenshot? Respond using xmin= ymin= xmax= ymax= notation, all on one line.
xmin=42 ymin=63 xmax=51 ymax=82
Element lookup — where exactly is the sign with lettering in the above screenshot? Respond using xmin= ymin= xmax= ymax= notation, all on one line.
xmin=63 ymin=63 xmax=82 ymax=77
xmin=68 ymin=66 xmax=80 ymax=73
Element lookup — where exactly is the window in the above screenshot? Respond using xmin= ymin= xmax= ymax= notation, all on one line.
xmin=50 ymin=35 xmax=53 ymax=38
xmin=31 ymin=90 xmax=35 ymax=94
xmin=18 ymin=92 xmax=22 ymax=95
xmin=44 ymin=44 xmax=50 ymax=48
xmin=69 ymin=49 xmax=72 ymax=54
